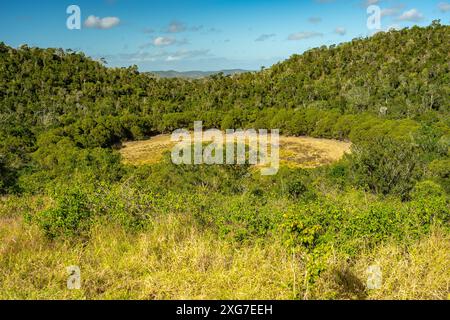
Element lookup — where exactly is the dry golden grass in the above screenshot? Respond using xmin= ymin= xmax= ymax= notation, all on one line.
xmin=1 ymin=210 xmax=448 ymax=300
xmin=0 ymin=214 xmax=301 ymax=300
xmin=120 ymin=134 xmax=175 ymax=166
xmin=120 ymin=134 xmax=351 ymax=168
xmin=278 ymin=136 xmax=351 ymax=168
xmin=312 ymin=230 xmax=450 ymax=300
xmin=354 ymin=230 xmax=450 ymax=300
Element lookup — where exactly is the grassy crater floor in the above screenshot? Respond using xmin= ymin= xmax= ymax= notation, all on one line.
xmin=119 ymin=134 xmax=352 ymax=168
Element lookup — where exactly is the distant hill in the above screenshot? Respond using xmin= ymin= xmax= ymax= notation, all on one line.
xmin=149 ymin=69 xmax=251 ymax=79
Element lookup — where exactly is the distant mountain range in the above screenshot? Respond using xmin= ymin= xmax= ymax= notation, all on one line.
xmin=149 ymin=69 xmax=251 ymax=79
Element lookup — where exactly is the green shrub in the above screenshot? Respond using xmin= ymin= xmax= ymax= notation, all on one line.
xmin=208 ymin=195 xmax=279 ymax=242
xmin=428 ymin=159 xmax=450 ymax=193
xmin=35 ymin=188 xmax=92 ymax=239
xmin=0 ymin=157 xmax=18 ymax=194
xmin=411 ymin=180 xmax=445 ymax=198
xmin=348 ymin=136 xmax=421 ymax=199
xmin=326 ymin=163 xmax=350 ymax=188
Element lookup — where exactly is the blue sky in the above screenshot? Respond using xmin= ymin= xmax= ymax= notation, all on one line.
xmin=0 ymin=0 xmax=449 ymax=71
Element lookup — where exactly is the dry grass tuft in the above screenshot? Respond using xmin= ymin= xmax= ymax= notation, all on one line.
xmin=312 ymin=230 xmax=450 ymax=300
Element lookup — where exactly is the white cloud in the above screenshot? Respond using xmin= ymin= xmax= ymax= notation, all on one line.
xmin=164 ymin=21 xmax=206 ymax=33
xmin=438 ymin=2 xmax=450 ymax=12
xmin=190 ymin=25 xmax=204 ymax=32
xmin=166 ymin=56 xmax=180 ymax=62
xmin=255 ymin=34 xmax=276 ymax=42
xmin=166 ymin=49 xmax=211 ymax=61
xmin=140 ymin=37 xmax=189 ymax=49
xmin=167 ymin=21 xmax=186 ymax=33
xmin=381 ymin=7 xmax=401 ymax=17
xmin=363 ymin=0 xmax=380 ymax=6
xmin=334 ymin=27 xmax=347 ymax=35
xmin=396 ymin=9 xmax=424 ymax=22
xmin=207 ymin=27 xmax=221 ymax=33
xmin=288 ymin=31 xmax=323 ymax=40
xmin=143 ymin=28 xmax=155 ymax=34
xmin=153 ymin=37 xmax=176 ymax=47
xmin=84 ymin=15 xmax=120 ymax=29
xmin=308 ymin=17 xmax=322 ymax=24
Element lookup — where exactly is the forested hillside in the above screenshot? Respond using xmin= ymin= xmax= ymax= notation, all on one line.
xmin=0 ymin=22 xmax=449 ymax=300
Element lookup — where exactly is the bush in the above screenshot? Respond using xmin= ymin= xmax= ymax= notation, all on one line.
xmin=0 ymin=157 xmax=18 ymax=194
xmin=428 ymin=159 xmax=450 ymax=193
xmin=207 ymin=195 xmax=279 ymax=242
xmin=34 ymin=188 xmax=92 ymax=239
xmin=348 ymin=136 xmax=421 ymax=199
xmin=411 ymin=180 xmax=445 ymax=198
xmin=287 ymin=179 xmax=317 ymax=201
xmin=326 ymin=163 xmax=350 ymax=188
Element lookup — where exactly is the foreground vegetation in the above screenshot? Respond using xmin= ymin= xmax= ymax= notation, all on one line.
xmin=1 ymin=178 xmax=449 ymax=299
xmin=0 ymin=23 xmax=449 ymax=299
xmin=1 ymin=151 xmax=449 ymax=299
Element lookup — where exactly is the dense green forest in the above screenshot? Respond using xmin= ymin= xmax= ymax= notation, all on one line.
xmin=0 ymin=22 xmax=449 ymax=299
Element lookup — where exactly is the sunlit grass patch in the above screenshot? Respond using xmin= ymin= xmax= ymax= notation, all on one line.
xmin=120 ymin=134 xmax=351 ymax=168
